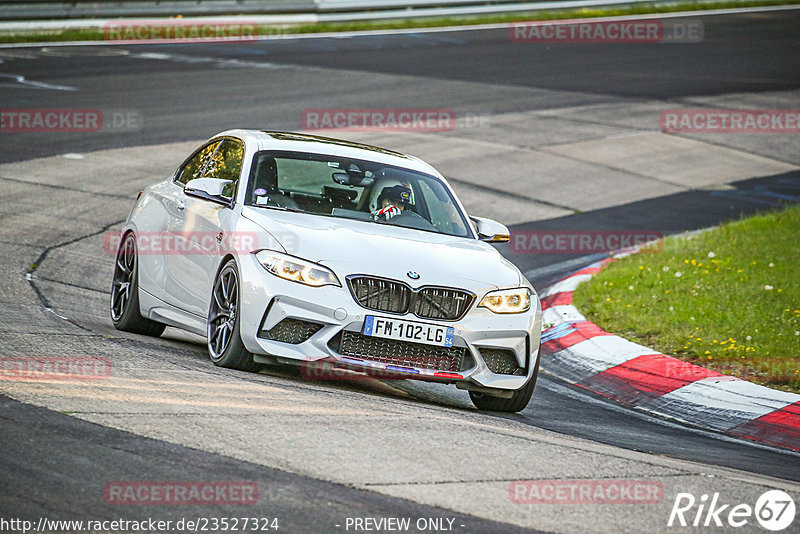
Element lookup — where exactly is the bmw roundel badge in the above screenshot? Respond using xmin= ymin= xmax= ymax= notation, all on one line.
xmin=407 ymin=271 xmax=420 ymax=280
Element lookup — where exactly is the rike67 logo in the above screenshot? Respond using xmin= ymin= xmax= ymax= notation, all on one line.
xmin=668 ymin=490 xmax=795 ymax=531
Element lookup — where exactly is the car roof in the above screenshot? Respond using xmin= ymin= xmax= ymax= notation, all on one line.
xmin=214 ymin=129 xmax=439 ymax=176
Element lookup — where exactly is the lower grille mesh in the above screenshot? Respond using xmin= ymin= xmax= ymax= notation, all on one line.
xmin=480 ymin=348 xmax=525 ymax=375
xmin=260 ymin=318 xmax=323 ymax=344
xmin=331 ymin=331 xmax=471 ymax=372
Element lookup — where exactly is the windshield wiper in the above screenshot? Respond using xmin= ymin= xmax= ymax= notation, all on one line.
xmin=255 ymin=204 xmax=304 ymax=213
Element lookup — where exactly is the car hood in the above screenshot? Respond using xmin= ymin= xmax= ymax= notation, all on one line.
xmin=241 ymin=206 xmax=522 ymax=290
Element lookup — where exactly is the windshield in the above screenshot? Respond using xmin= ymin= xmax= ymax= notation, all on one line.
xmin=244 ymin=151 xmax=472 ymax=238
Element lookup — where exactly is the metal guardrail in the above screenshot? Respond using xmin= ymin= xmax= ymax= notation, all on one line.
xmin=0 ymin=1 xmax=313 ymax=20
xmin=0 ymin=0 xmax=642 ymax=21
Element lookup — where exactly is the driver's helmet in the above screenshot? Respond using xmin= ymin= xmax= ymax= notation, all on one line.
xmin=377 ymin=184 xmax=413 ymax=209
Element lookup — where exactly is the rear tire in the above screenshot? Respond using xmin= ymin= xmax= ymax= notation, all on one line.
xmin=469 ymin=352 xmax=540 ymax=413
xmin=207 ymin=260 xmax=260 ymax=372
xmin=110 ymin=232 xmax=166 ymax=337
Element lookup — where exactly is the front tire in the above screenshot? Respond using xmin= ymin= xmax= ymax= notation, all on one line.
xmin=469 ymin=352 xmax=540 ymax=413
xmin=207 ymin=260 xmax=259 ymax=372
xmin=110 ymin=232 xmax=166 ymax=337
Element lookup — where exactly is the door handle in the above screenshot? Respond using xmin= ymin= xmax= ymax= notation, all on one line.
xmin=177 ymin=200 xmax=185 ymax=210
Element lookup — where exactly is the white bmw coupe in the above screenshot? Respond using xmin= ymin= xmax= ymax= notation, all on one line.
xmin=111 ymin=130 xmax=542 ymax=412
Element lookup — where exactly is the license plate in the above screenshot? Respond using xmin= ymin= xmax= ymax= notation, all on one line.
xmin=363 ymin=316 xmax=454 ymax=348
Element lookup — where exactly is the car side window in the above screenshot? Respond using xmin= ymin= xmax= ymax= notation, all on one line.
xmin=175 ymin=141 xmax=221 ymax=185
xmin=203 ymin=139 xmax=244 ymax=199
xmin=417 ymin=180 xmax=468 ymax=237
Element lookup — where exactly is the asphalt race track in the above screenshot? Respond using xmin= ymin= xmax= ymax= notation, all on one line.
xmin=1 ymin=8 xmax=799 ymax=533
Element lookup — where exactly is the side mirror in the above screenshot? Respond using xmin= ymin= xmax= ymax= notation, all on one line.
xmin=471 ymin=216 xmax=510 ymax=243
xmin=184 ymin=178 xmax=233 ymax=206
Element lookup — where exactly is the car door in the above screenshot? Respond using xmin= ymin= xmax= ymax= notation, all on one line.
xmin=164 ymin=138 xmax=245 ymax=317
xmin=137 ymin=140 xmax=221 ymax=304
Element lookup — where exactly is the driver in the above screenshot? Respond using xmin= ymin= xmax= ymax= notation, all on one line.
xmin=372 ymin=185 xmax=413 ymax=221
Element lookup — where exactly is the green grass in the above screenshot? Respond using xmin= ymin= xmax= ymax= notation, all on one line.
xmin=1 ymin=0 xmax=798 ymax=44
xmin=573 ymin=205 xmax=800 ymax=393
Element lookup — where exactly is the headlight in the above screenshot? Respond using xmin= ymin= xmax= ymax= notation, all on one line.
xmin=255 ymin=250 xmax=340 ymax=287
xmin=479 ymin=287 xmax=532 ymax=314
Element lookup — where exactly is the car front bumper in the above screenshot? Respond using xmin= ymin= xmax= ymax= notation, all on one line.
xmin=238 ymin=254 xmax=542 ymax=391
